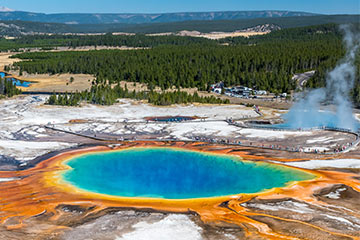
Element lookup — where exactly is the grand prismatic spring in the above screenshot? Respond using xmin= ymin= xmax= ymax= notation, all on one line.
xmin=1 ymin=141 xmax=359 ymax=239
xmin=60 ymin=148 xmax=315 ymax=199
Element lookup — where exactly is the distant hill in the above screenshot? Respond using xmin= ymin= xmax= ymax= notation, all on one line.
xmin=0 ymin=6 xmax=13 ymax=12
xmin=0 ymin=10 xmax=318 ymax=24
xmin=81 ymin=14 xmax=359 ymax=33
xmin=0 ymin=21 xmax=75 ymax=36
xmin=0 ymin=14 xmax=358 ymax=36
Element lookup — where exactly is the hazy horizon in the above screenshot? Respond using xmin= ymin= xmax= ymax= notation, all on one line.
xmin=0 ymin=0 xmax=359 ymax=15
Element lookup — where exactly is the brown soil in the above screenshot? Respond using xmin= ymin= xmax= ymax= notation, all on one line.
xmin=16 ymin=73 xmax=94 ymax=93
xmin=0 ymin=52 xmax=20 ymax=70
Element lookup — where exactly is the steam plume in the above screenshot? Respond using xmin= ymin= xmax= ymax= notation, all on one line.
xmin=284 ymin=24 xmax=360 ymax=131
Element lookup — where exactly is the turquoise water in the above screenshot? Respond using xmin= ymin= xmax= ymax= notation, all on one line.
xmin=0 ymin=72 xmax=31 ymax=87
xmin=62 ymin=148 xmax=315 ymax=199
xmin=8 ymin=77 xmax=31 ymax=87
xmin=275 ymin=111 xmax=360 ymax=131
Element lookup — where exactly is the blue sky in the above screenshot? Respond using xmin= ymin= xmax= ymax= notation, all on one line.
xmin=0 ymin=0 xmax=359 ymax=14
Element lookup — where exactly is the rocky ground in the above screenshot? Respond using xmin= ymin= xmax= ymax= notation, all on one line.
xmin=0 ymin=95 xmax=360 ymax=240
xmin=0 ymin=95 xmax=354 ymax=165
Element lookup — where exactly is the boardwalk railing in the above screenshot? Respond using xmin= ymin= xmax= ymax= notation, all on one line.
xmin=227 ymin=120 xmax=360 ymax=154
xmin=45 ymin=119 xmax=360 ymax=155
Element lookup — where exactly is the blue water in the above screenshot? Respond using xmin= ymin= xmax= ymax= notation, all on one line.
xmin=0 ymin=72 xmax=31 ymax=87
xmin=8 ymin=78 xmax=31 ymax=87
xmin=151 ymin=116 xmax=194 ymax=122
xmin=62 ymin=148 xmax=315 ymax=199
xmin=273 ymin=110 xmax=360 ymax=131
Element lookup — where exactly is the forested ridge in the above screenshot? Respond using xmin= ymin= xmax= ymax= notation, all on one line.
xmin=0 ymin=23 xmax=350 ymax=51
xmin=11 ymin=24 xmax=345 ymax=94
xmin=7 ymin=23 xmax=360 ymax=106
xmin=12 ymin=43 xmax=339 ymax=93
xmin=0 ymin=34 xmax=215 ymax=52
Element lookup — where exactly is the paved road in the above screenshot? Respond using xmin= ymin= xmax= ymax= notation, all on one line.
xmin=293 ymin=70 xmax=316 ymax=90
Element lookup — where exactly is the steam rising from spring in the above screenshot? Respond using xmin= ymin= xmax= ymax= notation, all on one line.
xmin=284 ymin=25 xmax=360 ymax=131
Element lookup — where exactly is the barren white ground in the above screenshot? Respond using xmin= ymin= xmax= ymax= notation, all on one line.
xmin=1 ymin=95 xmax=360 ymax=239
xmin=0 ymin=95 xmax=358 ymax=164
xmin=0 ymin=95 xmax=307 ymax=161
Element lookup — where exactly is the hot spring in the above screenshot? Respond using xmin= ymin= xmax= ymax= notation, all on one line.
xmin=273 ymin=110 xmax=360 ymax=130
xmin=0 ymin=72 xmax=31 ymax=87
xmin=61 ymin=148 xmax=315 ymax=199
xmin=270 ymin=110 xmax=360 ymax=131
